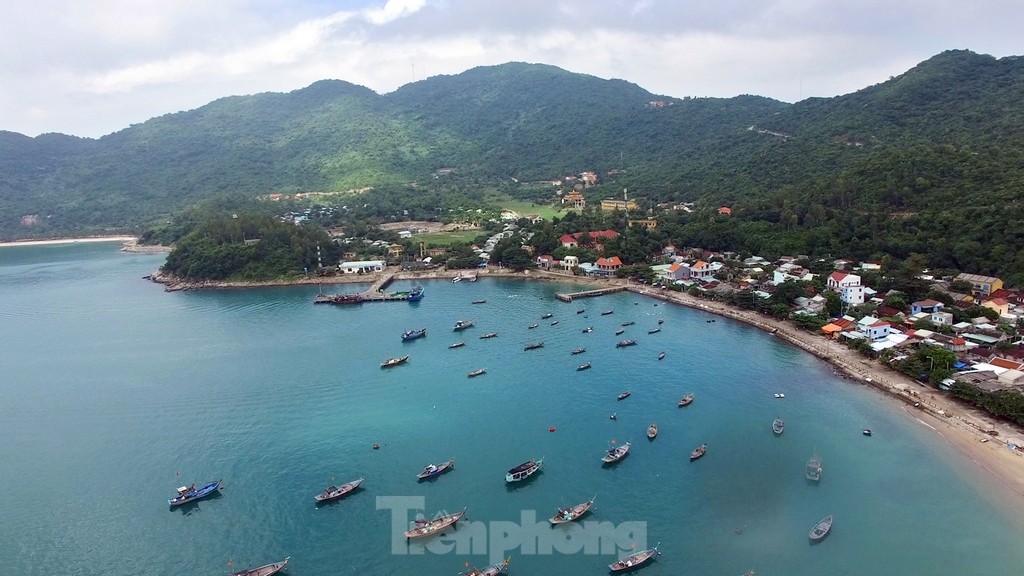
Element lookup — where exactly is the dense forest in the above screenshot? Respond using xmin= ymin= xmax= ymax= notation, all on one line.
xmin=3 ymin=50 xmax=1024 ymax=282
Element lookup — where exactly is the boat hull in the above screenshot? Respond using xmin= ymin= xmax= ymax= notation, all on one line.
xmin=506 ymin=459 xmax=543 ymax=482
xmin=229 ymin=557 xmax=289 ymax=576
xmin=314 ymin=478 xmax=364 ymax=503
xmin=168 ymin=479 xmax=222 ymax=506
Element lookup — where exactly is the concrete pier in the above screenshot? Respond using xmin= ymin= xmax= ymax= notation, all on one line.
xmin=555 ymin=286 xmax=626 ymax=302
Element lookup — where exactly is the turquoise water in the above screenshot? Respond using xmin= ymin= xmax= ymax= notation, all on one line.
xmin=2 ymin=243 xmax=1024 ymax=575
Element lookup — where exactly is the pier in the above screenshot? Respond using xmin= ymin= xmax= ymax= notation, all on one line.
xmin=555 ymin=286 xmax=626 ymax=302
xmin=315 ymin=273 xmax=418 ymax=304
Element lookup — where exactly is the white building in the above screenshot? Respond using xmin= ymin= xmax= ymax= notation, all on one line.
xmin=828 ymin=271 xmax=865 ymax=305
xmin=857 ymin=315 xmax=891 ymax=341
xmin=339 ymin=260 xmax=385 ymax=274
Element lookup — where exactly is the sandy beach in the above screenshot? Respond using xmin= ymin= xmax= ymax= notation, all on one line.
xmin=0 ymin=235 xmax=137 ymax=248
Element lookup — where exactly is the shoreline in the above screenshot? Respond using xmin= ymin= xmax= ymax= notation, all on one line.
xmin=0 ymin=235 xmax=137 ymax=248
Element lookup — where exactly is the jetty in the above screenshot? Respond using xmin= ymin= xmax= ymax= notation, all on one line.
xmin=315 ymin=274 xmax=414 ymax=304
xmin=555 ymin=286 xmax=626 ymax=302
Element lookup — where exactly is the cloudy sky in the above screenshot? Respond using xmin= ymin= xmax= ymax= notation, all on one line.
xmin=3 ymin=0 xmax=1022 ymax=138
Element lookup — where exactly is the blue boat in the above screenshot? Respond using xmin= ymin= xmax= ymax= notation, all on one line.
xmin=408 ymin=286 xmax=424 ymax=302
xmin=168 ymin=479 xmax=222 ymax=506
xmin=402 ymin=328 xmax=427 ymax=341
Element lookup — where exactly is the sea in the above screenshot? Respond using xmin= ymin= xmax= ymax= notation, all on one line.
xmin=2 ymin=242 xmax=1024 ymax=576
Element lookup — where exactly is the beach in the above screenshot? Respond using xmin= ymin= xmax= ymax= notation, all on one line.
xmin=0 ymin=235 xmax=137 ymax=248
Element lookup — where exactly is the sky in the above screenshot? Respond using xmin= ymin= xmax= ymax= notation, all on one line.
xmin=2 ymin=0 xmax=1022 ymax=138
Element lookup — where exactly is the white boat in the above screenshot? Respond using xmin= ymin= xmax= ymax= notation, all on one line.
xmin=506 ymin=457 xmax=543 ymax=482
xmin=601 ymin=441 xmax=631 ymax=464
xmin=806 ymin=454 xmax=822 ymax=481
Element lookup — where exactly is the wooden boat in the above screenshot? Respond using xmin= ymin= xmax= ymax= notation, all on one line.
xmin=449 ymin=341 xmax=465 ymax=349
xmin=401 ymin=328 xmax=427 ymax=341
xmin=314 ymin=477 xmax=364 ymax=503
xmin=505 ymin=457 xmax=543 ymax=482
xmin=404 ymin=508 xmax=467 ymax=540
xmin=648 ymin=327 xmax=661 ymax=334
xmin=480 ymin=332 xmax=498 ymax=339
xmin=647 ymin=423 xmax=658 ymax=439
xmin=621 ymin=321 xmax=635 ymax=326
xmin=608 ymin=543 xmax=660 ymax=572
xmin=453 ymin=319 xmax=475 ymax=331
xmin=468 ymin=369 xmax=486 ymax=378
xmin=417 ymin=458 xmax=455 ymax=480
xmin=577 ymin=308 xmax=586 ymax=314
xmin=690 ymin=443 xmax=707 ymax=461
xmin=472 ymin=299 xmax=486 ymax=304
xmin=229 ymin=557 xmax=289 ymax=576
xmin=773 ymin=418 xmax=785 ymax=435
xmin=577 ymin=362 xmax=591 ymax=371
xmin=658 ymin=351 xmax=665 ymax=360
xmin=541 ymin=313 xmax=553 ymax=319
xmin=617 ymin=390 xmax=631 ymax=400
xmin=616 ymin=339 xmax=636 ymax=348
xmin=615 ymin=328 xmax=625 ymax=335
xmin=524 ymin=341 xmax=544 ymax=351
xmin=528 ymin=323 xmax=538 ymax=329
xmin=168 ymin=479 xmax=222 ymax=506
xmin=582 ymin=326 xmax=593 ymax=333
xmin=602 ymin=441 xmax=631 ymax=463
xmin=549 ymin=495 xmax=595 ymax=524
xmin=462 ymin=557 xmax=510 ymax=576
xmin=809 ymin=515 xmax=833 ymax=541
xmin=380 ymin=355 xmax=409 ymax=368
xmin=571 ymin=347 xmax=586 ymax=355
xmin=678 ymin=393 xmax=694 ymax=407
xmin=806 ymin=454 xmax=822 ymax=481
xmin=550 ymin=320 xmax=559 ymax=326
xmin=601 ymin=310 xmax=614 ymax=315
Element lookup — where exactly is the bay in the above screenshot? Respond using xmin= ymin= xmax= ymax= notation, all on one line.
xmin=1 ymin=243 xmax=1023 ymax=575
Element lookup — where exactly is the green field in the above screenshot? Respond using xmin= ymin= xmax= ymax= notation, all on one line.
xmin=412 ymin=230 xmax=482 ymax=245
xmin=488 ymin=197 xmax=565 ymax=220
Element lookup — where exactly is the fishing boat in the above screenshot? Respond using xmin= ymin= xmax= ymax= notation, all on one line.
xmin=229 ymin=557 xmax=290 ymax=576
xmin=380 ymin=355 xmax=409 ymax=368
xmin=407 ymin=286 xmax=424 ymax=302
xmin=647 ymin=423 xmax=658 ymax=439
xmin=417 ymin=458 xmax=455 ymax=480
xmin=550 ymin=495 xmax=596 ymax=524
xmin=617 ymin=390 xmax=631 ymax=400
xmin=168 ymin=479 xmax=222 ymax=506
xmin=404 ymin=508 xmax=467 ymax=540
xmin=809 ymin=515 xmax=833 ymax=541
xmin=524 ymin=342 xmax=544 ymax=351
xmin=863 ymin=429 xmax=872 ymax=436
xmin=461 ymin=557 xmax=510 ymax=576
xmin=577 ymin=308 xmax=586 ymax=314
xmin=480 ymin=332 xmax=497 ymax=339
xmin=615 ymin=328 xmax=625 ymax=335
xmin=453 ymin=319 xmax=475 ymax=331
xmin=472 ymin=299 xmax=486 ymax=304
xmin=678 ymin=393 xmax=694 ymax=407
xmin=571 ymin=347 xmax=586 ymax=355
xmin=602 ymin=441 xmax=631 ymax=463
xmin=582 ymin=326 xmax=593 ymax=333
xmin=505 ymin=457 xmax=543 ymax=482
xmin=657 ymin=318 xmax=664 ymax=324
xmin=314 ymin=477 xmax=364 ymax=503
xmin=401 ymin=328 xmax=427 ymax=341
xmin=608 ymin=543 xmax=660 ymax=572
xmin=449 ymin=341 xmax=465 ymax=349
xmin=468 ymin=369 xmax=486 ymax=378
xmin=616 ymin=339 xmax=637 ymax=348
xmin=806 ymin=454 xmax=822 ymax=481
xmin=621 ymin=321 xmax=635 ymax=326
xmin=541 ymin=313 xmax=553 ymax=319
xmin=773 ymin=418 xmax=785 ymax=435
xmin=690 ymin=443 xmax=707 ymax=461
xmin=648 ymin=327 xmax=661 ymax=334
xmin=550 ymin=320 xmax=559 ymax=326
xmin=658 ymin=351 xmax=665 ymax=360
xmin=601 ymin=310 xmax=614 ymax=315
xmin=528 ymin=323 xmax=539 ymax=329
xmin=577 ymin=362 xmax=591 ymax=371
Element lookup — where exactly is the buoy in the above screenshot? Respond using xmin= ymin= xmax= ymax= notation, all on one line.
xmin=549 ymin=426 xmax=556 ymax=432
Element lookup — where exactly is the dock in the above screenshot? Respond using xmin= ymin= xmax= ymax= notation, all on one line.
xmin=555 ymin=286 xmax=626 ymax=302
xmin=315 ymin=274 xmax=416 ymax=304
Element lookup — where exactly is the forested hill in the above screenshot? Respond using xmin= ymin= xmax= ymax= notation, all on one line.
xmin=2 ymin=50 xmax=1024 ymax=257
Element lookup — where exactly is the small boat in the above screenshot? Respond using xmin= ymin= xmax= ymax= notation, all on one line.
xmin=405 ymin=508 xmax=468 ymax=540
xmin=657 ymin=318 xmax=664 ymax=324
xmin=690 ymin=443 xmax=707 ymax=461
xmin=609 ymin=413 xmax=617 ymax=420
xmin=314 ymin=477 xmax=364 ymax=503
xmin=571 ymin=347 xmax=586 ymax=355
xmin=449 ymin=341 xmax=465 ymax=349
xmin=608 ymin=543 xmax=660 ymax=572
xmin=528 ymin=324 xmax=539 ymax=329
xmin=480 ymin=332 xmax=497 ymax=339
xmin=601 ymin=310 xmax=614 ymax=315
xmin=863 ymin=429 xmax=872 ymax=436
xmin=647 ymin=423 xmax=658 ymax=439
xmin=229 ymin=557 xmax=290 ymax=576
xmin=168 ymin=479 xmax=222 ymax=506
xmin=809 ymin=515 xmax=833 ymax=541
xmin=617 ymin=390 xmax=631 ymax=400
xmin=505 ymin=457 xmax=543 ymax=482
xmin=550 ymin=320 xmax=559 ymax=326
xmin=621 ymin=321 xmax=635 ymax=327
xmin=658 ymin=352 xmax=665 ymax=360
xmin=380 ymin=355 xmax=409 ymax=368
xmin=417 ymin=458 xmax=455 ymax=480
xmin=462 ymin=557 xmax=510 ymax=576
xmin=773 ymin=418 xmax=785 ymax=435
xmin=582 ymin=327 xmax=593 ymax=333
xmin=616 ymin=339 xmax=637 ymax=348
xmin=577 ymin=362 xmax=591 ymax=371
xmin=577 ymin=308 xmax=585 ymax=314
xmin=774 ymin=393 xmax=786 ymax=399
xmin=806 ymin=454 xmax=822 ymax=481
xmin=541 ymin=313 xmax=553 ymax=319
xmin=648 ymin=327 xmax=661 ymax=334
xmin=407 ymin=286 xmax=424 ymax=302
xmin=401 ymin=328 xmax=427 ymax=341
xmin=550 ymin=495 xmax=595 ymax=524
xmin=678 ymin=393 xmax=694 ymax=407
xmin=453 ymin=275 xmax=462 ymax=283
xmin=453 ymin=319 xmax=475 ymax=331
xmin=524 ymin=341 xmax=544 ymax=351
xmin=468 ymin=369 xmax=486 ymax=378
xmin=602 ymin=441 xmax=631 ymax=463
xmin=472 ymin=299 xmax=486 ymax=304
xmin=615 ymin=328 xmax=625 ymax=335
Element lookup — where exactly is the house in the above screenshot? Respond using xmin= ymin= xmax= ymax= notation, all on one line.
xmin=982 ymin=298 xmax=1010 ymax=316
xmin=536 ymin=254 xmax=555 ymax=269
xmin=631 ymin=218 xmax=658 ymax=229
xmin=561 ymin=255 xmax=579 ymax=270
xmin=596 ymin=256 xmax=623 ymax=275
xmin=794 ymin=295 xmax=826 ymax=314
xmin=601 ymin=199 xmax=638 ymax=211
xmin=339 ymin=260 xmax=385 ymax=274
xmin=665 ymin=263 xmax=687 ymax=281
xmin=559 ymin=230 xmax=620 ymax=249
xmin=559 ymin=234 xmax=579 ymax=248
xmin=956 ymin=273 xmax=1003 ymax=297
xmin=910 ymin=299 xmax=944 ymax=315
xmin=947 ymin=337 xmax=968 ymax=353
xmin=931 ymin=311 xmax=954 ymax=326
xmin=662 ymin=244 xmax=678 ymax=257
xmin=387 ymin=244 xmax=404 ymax=258
xmin=857 ymin=316 xmax=891 ymax=341
xmin=772 ymin=262 xmax=814 ymax=284
xmin=562 ymin=191 xmax=586 ymax=209
xmin=827 ymin=272 xmax=865 ymax=305
xmin=717 ymin=206 xmax=732 ymax=215
xmin=686 ymin=260 xmax=718 ymax=280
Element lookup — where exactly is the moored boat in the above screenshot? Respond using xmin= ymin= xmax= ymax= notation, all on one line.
xmin=608 ymin=543 xmax=660 ymax=572
xmin=313 ymin=293 xmax=362 ymax=305
xmin=648 ymin=327 xmax=661 ymax=334
xmin=314 ymin=477 xmax=364 ymax=503
xmin=229 ymin=557 xmax=290 ymax=576
xmin=647 ymin=423 xmax=658 ymax=439
xmin=541 ymin=313 xmax=553 ymax=319
xmin=582 ymin=326 xmax=593 ymax=333
xmin=621 ymin=321 xmax=635 ymax=326
xmin=524 ymin=341 xmax=544 ymax=351
xmin=678 ymin=393 xmax=694 ymax=407
xmin=405 ymin=508 xmax=467 ymax=540
xmin=407 ymin=286 xmax=425 ymax=302
xmin=657 ymin=318 xmax=664 ymax=324
xmin=809 ymin=515 xmax=833 ymax=541
xmin=468 ymin=368 xmax=486 ymax=378
xmin=773 ymin=418 xmax=785 ymax=435
xmin=617 ymin=390 xmax=631 ymax=400
xmin=577 ymin=308 xmax=585 ymax=314
xmin=806 ymin=454 xmax=822 ymax=481
xmin=550 ymin=320 xmax=559 ymax=325
xmin=690 ymin=443 xmax=707 ymax=461
xmin=480 ymin=332 xmax=498 ymax=339
xmin=168 ymin=479 xmax=222 ymax=506
xmin=528 ymin=323 xmax=539 ymax=329
xmin=602 ymin=441 xmax=631 ymax=463
xmin=571 ymin=347 xmax=586 ymax=355
xmin=453 ymin=319 xmax=475 ymax=331
xmin=417 ymin=458 xmax=455 ymax=480
xmin=577 ymin=362 xmax=591 ymax=371
xmin=616 ymin=339 xmax=637 ymax=348
xmin=462 ymin=557 xmax=510 ymax=576
xmin=601 ymin=309 xmax=614 ymax=315
xmin=615 ymin=328 xmax=625 ymax=335
xmin=401 ymin=328 xmax=427 ymax=341
xmin=550 ymin=495 xmax=596 ymax=524
xmin=449 ymin=341 xmax=465 ymax=349
xmin=472 ymin=299 xmax=486 ymax=304
xmin=658 ymin=351 xmax=665 ymax=360
xmin=380 ymin=355 xmax=409 ymax=368
xmin=505 ymin=457 xmax=543 ymax=482
xmin=863 ymin=429 xmax=872 ymax=436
